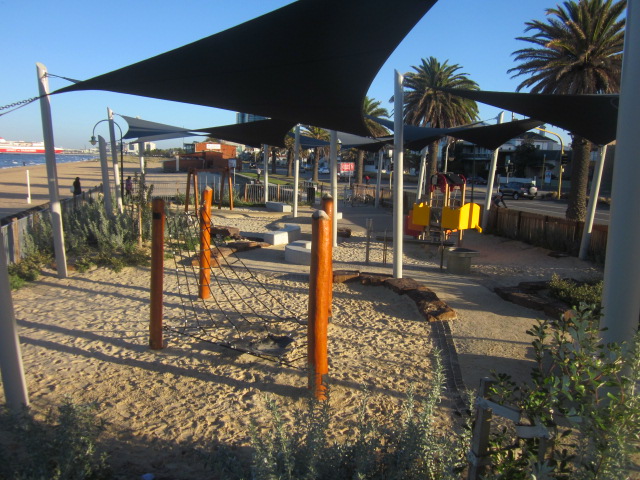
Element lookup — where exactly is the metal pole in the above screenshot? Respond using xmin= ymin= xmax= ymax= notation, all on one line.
xmin=481 ymin=112 xmax=504 ymax=231
xmin=293 ymin=125 xmax=300 ymax=217
xmin=393 ymin=70 xmax=404 ymax=279
xmin=138 ymin=141 xmax=145 ymax=174
xmin=263 ymin=144 xmax=269 ymax=203
xmin=330 ymin=130 xmax=338 ymax=247
xmin=0 ymin=229 xmax=29 ymax=410
xmin=36 ymin=62 xmax=67 ymax=278
xmin=150 ymin=198 xmax=165 ymax=350
xmin=578 ymin=145 xmax=607 ymax=260
xmin=375 ymin=150 xmax=383 ymax=207
xmin=601 ymin=0 xmax=640 ymax=346
xmin=416 ymin=147 xmax=427 ymax=201
xmin=98 ymin=136 xmax=114 ymax=215
xmin=26 ymin=170 xmax=31 ymax=204
xmin=443 ymin=141 xmax=451 ymax=173
xmin=107 ymin=108 xmax=123 ymax=213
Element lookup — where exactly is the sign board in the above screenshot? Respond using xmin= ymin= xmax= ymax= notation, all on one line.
xmin=339 ymin=162 xmax=355 ymax=172
xmin=544 ymin=170 xmax=552 ymax=184
xmin=228 ymin=158 xmax=237 ymax=168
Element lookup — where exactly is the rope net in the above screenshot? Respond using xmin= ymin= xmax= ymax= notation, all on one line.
xmin=164 ymin=209 xmax=307 ymax=365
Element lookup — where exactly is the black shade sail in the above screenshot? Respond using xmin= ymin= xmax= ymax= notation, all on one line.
xmin=296 ymin=132 xmax=388 ymax=152
xmin=197 ymin=119 xmax=295 ymax=148
xmin=440 ymin=89 xmax=619 ymax=146
xmin=120 ymin=115 xmax=199 ymax=140
xmin=369 ymin=116 xmax=544 ymax=150
xmin=54 ymin=0 xmax=437 ymax=137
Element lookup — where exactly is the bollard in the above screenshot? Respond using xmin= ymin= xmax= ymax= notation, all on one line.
xmin=150 ymin=198 xmax=165 ymax=350
xmin=308 ymin=210 xmax=332 ymax=400
xmin=199 ymin=187 xmax=213 ymax=300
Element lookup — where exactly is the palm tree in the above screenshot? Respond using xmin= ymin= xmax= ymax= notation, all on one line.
xmin=403 ymin=57 xmax=479 ymax=179
xmin=353 ymin=97 xmax=391 ymax=183
xmin=301 ymin=126 xmax=330 ymax=182
xmin=508 ymin=0 xmax=625 ymax=221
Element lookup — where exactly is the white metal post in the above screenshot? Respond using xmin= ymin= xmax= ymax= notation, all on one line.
xmin=98 ymin=136 xmax=114 ymax=215
xmin=36 ymin=62 xmax=67 ymax=278
xmin=138 ymin=141 xmax=145 ymax=174
xmin=0 ymin=229 xmax=29 ymax=410
xmin=293 ymin=125 xmax=300 ymax=217
xmin=482 ymin=112 xmax=504 ymax=231
xmin=579 ymin=145 xmax=607 ymax=260
xmin=601 ymin=0 xmax=640 ymax=346
xmin=375 ymin=150 xmax=383 ymax=208
xmin=417 ymin=147 xmax=427 ymax=200
xmin=26 ymin=170 xmax=31 ymax=204
xmin=107 ymin=108 xmax=123 ymax=213
xmin=330 ymin=130 xmax=339 ymax=247
xmin=393 ymin=70 xmax=404 ymax=279
xmin=263 ymin=144 xmax=269 ymax=203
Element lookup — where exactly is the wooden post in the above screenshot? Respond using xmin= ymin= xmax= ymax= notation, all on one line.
xmin=322 ymin=194 xmax=334 ymax=240
xmin=185 ymin=170 xmax=192 ymax=213
xmin=199 ymin=187 xmax=213 ymax=300
xmin=10 ymin=218 xmax=20 ymax=263
xmin=468 ymin=378 xmax=495 ymax=480
xmin=150 ymin=198 xmax=165 ymax=350
xmin=193 ymin=171 xmax=200 ymax=215
xmin=308 ymin=210 xmax=332 ymax=400
xmin=227 ymin=169 xmax=234 ymax=210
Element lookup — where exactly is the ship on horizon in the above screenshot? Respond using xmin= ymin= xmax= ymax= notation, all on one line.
xmin=0 ymin=137 xmax=63 ymax=154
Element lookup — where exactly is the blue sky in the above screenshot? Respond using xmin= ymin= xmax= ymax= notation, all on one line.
xmin=0 ymin=0 xmax=571 ymax=150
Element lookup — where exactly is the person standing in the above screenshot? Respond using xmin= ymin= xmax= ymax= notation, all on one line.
xmin=125 ymin=176 xmax=133 ymax=199
xmin=72 ymin=177 xmax=82 ymax=196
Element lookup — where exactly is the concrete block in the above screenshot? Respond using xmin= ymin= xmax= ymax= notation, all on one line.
xmin=282 ymin=224 xmax=301 ymax=242
xmin=266 ymin=201 xmax=292 ymax=212
xmin=263 ymin=230 xmax=290 ymax=246
xmin=285 ymin=240 xmax=312 ymax=265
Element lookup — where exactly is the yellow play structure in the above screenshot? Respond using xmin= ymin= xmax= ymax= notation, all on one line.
xmin=407 ymin=173 xmax=482 ymax=244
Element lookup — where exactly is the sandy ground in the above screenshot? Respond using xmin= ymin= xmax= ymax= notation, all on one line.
xmin=1 ymin=167 xmax=604 ymax=478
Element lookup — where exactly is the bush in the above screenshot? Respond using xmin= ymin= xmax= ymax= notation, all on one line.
xmin=485 ymin=305 xmax=640 ymax=479
xmin=548 ymin=274 xmax=603 ymax=308
xmin=213 ymin=352 xmax=472 ymax=479
xmin=0 ymin=399 xmax=111 ymax=480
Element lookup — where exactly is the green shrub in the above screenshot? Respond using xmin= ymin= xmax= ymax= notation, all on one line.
xmin=217 ymin=352 xmax=472 ymax=480
xmin=0 ymin=398 xmax=111 ymax=480
xmin=486 ymin=305 xmax=640 ymax=479
xmin=548 ymin=274 xmax=603 ymax=307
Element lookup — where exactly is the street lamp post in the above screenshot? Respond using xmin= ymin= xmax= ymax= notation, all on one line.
xmin=90 ymin=115 xmax=124 ymax=211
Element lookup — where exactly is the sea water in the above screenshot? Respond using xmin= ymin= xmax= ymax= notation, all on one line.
xmin=0 ymin=153 xmax=98 ymax=169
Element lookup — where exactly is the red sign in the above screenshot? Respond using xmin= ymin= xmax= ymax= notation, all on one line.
xmin=339 ymin=162 xmax=355 ymax=172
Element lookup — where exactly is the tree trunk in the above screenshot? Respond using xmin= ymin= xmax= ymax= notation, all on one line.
xmin=271 ymin=148 xmax=277 ymax=174
xmin=313 ymin=147 xmax=320 ymax=182
xmin=565 ymin=136 xmax=590 ymax=222
xmin=287 ymin=148 xmax=293 ymax=177
xmin=427 ymin=140 xmax=440 ymax=180
xmin=356 ymin=150 xmax=365 ymax=184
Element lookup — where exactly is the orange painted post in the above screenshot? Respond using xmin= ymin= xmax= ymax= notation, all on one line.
xmin=227 ymin=169 xmax=234 ymax=210
xmin=184 ymin=170 xmax=191 ymax=213
xmin=320 ymin=195 xmax=334 ymax=317
xmin=308 ymin=210 xmax=332 ymax=400
xmin=150 ymin=198 xmax=165 ymax=350
xmin=199 ymin=187 xmax=213 ymax=300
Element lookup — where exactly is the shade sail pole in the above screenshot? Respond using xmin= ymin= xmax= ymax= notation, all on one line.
xmin=330 ymin=130 xmax=338 ymax=247
xmin=417 ymin=147 xmax=427 ymax=200
xmin=0 ymin=229 xmax=29 ymax=410
xmin=601 ymin=0 xmax=640 ymax=346
xmin=36 ymin=62 xmax=67 ymax=278
xmin=293 ymin=125 xmax=301 ymax=217
xmin=579 ymin=145 xmax=607 ymax=260
xmin=393 ymin=70 xmax=404 ymax=279
xmin=108 ymin=108 xmax=123 ymax=213
xmin=98 ymin=136 xmax=114 ymax=215
xmin=262 ymin=144 xmax=269 ymax=203
xmin=138 ymin=141 xmax=145 ymax=174
xmin=481 ymin=112 xmax=504 ymax=231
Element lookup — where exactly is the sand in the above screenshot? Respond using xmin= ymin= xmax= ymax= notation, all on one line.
xmin=2 ymin=201 xmax=603 ymax=479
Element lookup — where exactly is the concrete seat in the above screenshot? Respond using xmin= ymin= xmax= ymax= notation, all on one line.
xmin=285 ymin=240 xmax=312 ymax=265
xmin=265 ymin=201 xmax=292 ymax=212
xmin=262 ymin=224 xmax=301 ymax=245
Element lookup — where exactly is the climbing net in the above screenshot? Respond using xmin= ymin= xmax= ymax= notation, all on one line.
xmin=163 ymin=210 xmax=308 ymax=365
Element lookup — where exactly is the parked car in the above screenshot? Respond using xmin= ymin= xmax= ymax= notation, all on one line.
xmin=499 ymin=181 xmax=538 ymax=200
xmin=467 ymin=176 xmax=487 ymax=185
xmin=318 ymin=167 xmax=330 ymax=174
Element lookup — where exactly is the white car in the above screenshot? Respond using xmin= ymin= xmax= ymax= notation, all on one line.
xmin=318 ymin=167 xmax=330 ymax=174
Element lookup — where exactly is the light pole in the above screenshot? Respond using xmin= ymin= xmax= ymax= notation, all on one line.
xmin=90 ymin=117 xmax=125 ymax=205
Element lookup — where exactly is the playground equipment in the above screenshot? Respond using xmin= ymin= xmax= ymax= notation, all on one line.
xmin=407 ymin=172 xmax=482 ymax=244
xmin=184 ymin=156 xmax=236 ymax=214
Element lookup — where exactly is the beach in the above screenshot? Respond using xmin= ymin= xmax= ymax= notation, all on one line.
xmin=1 ymin=194 xmax=604 ymax=478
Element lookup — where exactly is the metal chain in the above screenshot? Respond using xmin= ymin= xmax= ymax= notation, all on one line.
xmin=0 ymin=96 xmax=41 ymax=111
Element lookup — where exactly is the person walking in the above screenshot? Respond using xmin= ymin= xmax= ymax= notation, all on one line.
xmin=492 ymin=190 xmax=507 ymax=208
